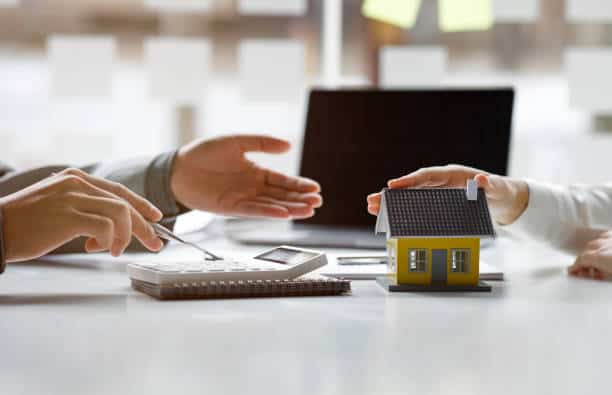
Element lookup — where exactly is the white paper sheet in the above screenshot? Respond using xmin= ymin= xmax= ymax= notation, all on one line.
xmin=566 ymin=48 xmax=612 ymax=113
xmin=567 ymin=0 xmax=612 ymax=22
xmin=492 ymin=0 xmax=538 ymax=23
xmin=238 ymin=0 xmax=306 ymax=16
xmin=145 ymin=37 xmax=211 ymax=103
xmin=48 ymin=35 xmax=115 ymax=97
xmin=379 ymin=46 xmax=446 ymax=88
xmin=320 ymin=258 xmax=503 ymax=281
xmin=0 ymin=0 xmax=18 ymax=7
xmin=238 ymin=39 xmax=305 ymax=102
xmin=144 ymin=0 xmax=212 ymax=12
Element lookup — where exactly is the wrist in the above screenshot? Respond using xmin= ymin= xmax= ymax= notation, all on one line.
xmin=145 ymin=150 xmax=186 ymax=217
xmin=169 ymin=149 xmax=184 ymax=207
xmin=0 ymin=202 xmax=7 ymax=273
xmin=168 ymin=149 xmax=190 ymax=213
xmin=496 ymin=178 xmax=529 ymax=225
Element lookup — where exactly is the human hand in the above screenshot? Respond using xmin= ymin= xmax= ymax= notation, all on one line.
xmin=0 ymin=168 xmax=164 ymax=263
xmin=568 ymin=231 xmax=612 ymax=281
xmin=366 ymin=164 xmax=529 ymax=225
xmin=170 ymin=135 xmax=322 ymax=219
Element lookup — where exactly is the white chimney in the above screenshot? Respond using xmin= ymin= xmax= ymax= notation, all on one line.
xmin=466 ymin=179 xmax=478 ymax=201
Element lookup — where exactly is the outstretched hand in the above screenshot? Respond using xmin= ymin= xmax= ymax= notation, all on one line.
xmin=170 ymin=135 xmax=322 ymax=219
xmin=366 ymin=165 xmax=529 ymax=225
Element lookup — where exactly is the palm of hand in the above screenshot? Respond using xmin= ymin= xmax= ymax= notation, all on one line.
xmin=171 ymin=136 xmax=321 ymax=219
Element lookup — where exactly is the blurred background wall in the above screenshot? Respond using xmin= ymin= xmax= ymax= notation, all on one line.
xmin=1 ymin=0 xmax=611 ymax=184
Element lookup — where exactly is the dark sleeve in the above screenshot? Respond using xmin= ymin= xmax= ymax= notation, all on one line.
xmin=0 ymin=208 xmax=6 ymax=274
xmin=0 ymin=161 xmax=13 ymax=179
xmin=0 ymin=161 xmax=14 ymax=272
xmin=0 ymin=152 xmax=189 ymax=255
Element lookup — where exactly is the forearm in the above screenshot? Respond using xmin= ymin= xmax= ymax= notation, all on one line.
xmin=503 ymin=181 xmax=612 ymax=254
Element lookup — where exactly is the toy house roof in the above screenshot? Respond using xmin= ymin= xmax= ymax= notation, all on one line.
xmin=375 ymin=188 xmax=496 ymax=238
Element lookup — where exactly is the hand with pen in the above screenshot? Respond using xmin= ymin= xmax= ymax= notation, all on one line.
xmin=0 ymin=169 xmax=165 ymax=262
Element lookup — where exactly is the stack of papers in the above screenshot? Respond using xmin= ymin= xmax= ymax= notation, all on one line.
xmin=320 ymin=258 xmax=503 ymax=281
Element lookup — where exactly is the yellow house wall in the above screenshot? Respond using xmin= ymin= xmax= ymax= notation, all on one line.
xmin=391 ymin=238 xmax=480 ymax=286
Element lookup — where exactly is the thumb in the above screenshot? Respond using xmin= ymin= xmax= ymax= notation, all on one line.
xmin=474 ymin=173 xmax=491 ymax=191
xmin=475 ymin=173 xmax=508 ymax=201
xmin=474 ymin=173 xmax=498 ymax=199
xmin=232 ymin=135 xmax=291 ymax=154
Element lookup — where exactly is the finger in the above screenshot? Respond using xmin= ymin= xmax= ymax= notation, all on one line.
xmin=233 ymin=201 xmax=290 ymax=219
xmin=265 ymin=169 xmax=321 ymax=193
xmin=474 ymin=174 xmax=491 ymax=191
xmin=570 ymin=253 xmax=611 ymax=280
xmin=570 ymin=266 xmax=591 ymax=278
xmin=72 ymin=212 xmax=114 ymax=253
xmin=71 ymin=193 xmax=163 ymax=254
xmin=577 ymin=268 xmax=590 ymax=278
xmin=71 ymin=194 xmax=132 ymax=256
xmin=387 ymin=168 xmax=450 ymax=189
xmin=262 ymin=186 xmax=322 ymax=207
xmin=573 ymin=252 xmax=597 ymax=269
xmin=254 ymin=197 xmax=315 ymax=219
xmin=60 ymin=178 xmax=163 ymax=252
xmin=232 ymin=135 xmax=291 ymax=154
xmin=58 ymin=169 xmax=162 ymax=221
xmin=585 ymin=239 xmax=604 ymax=252
xmin=367 ymin=192 xmax=381 ymax=205
xmin=368 ymin=204 xmax=380 ymax=215
xmin=594 ymin=268 xmax=606 ymax=280
xmin=568 ymin=263 xmax=582 ymax=274
xmin=477 ymin=174 xmax=510 ymax=201
xmin=85 ymin=238 xmax=106 ymax=253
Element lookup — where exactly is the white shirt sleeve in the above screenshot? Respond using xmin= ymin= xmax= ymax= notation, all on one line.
xmin=503 ymin=180 xmax=612 ymax=254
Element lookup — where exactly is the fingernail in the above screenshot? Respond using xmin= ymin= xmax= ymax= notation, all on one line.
xmin=152 ymin=208 xmax=163 ymax=221
xmin=153 ymin=238 xmax=163 ymax=250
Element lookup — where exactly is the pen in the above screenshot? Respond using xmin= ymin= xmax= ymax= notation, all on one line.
xmin=150 ymin=222 xmax=223 ymax=261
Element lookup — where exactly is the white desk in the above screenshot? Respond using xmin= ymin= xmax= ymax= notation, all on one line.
xmin=1 ymin=233 xmax=610 ymax=395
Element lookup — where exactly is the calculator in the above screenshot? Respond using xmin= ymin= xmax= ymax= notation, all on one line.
xmin=127 ymin=246 xmax=328 ymax=285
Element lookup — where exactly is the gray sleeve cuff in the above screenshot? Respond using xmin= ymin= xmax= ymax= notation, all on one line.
xmin=0 ymin=208 xmax=6 ymax=274
xmin=145 ymin=150 xmax=188 ymax=220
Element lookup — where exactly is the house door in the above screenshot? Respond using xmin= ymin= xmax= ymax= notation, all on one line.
xmin=431 ymin=249 xmax=447 ymax=284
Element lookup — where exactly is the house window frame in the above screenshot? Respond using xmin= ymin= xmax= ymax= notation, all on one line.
xmin=408 ymin=249 xmax=428 ymax=272
xmin=388 ymin=244 xmax=397 ymax=272
xmin=451 ymin=249 xmax=471 ymax=273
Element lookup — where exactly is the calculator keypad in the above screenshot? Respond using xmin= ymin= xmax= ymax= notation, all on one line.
xmin=127 ymin=247 xmax=326 ymax=285
xmin=131 ymin=259 xmax=278 ymax=275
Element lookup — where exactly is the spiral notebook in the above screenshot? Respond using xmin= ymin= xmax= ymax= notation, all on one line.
xmin=131 ymin=276 xmax=351 ymax=300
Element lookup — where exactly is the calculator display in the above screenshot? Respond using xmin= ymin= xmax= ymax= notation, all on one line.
xmin=254 ymin=248 xmax=318 ymax=265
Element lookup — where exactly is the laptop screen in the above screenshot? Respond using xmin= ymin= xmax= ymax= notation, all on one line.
xmin=298 ymin=88 xmax=514 ymax=229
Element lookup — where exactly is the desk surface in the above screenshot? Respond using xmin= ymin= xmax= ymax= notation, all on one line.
xmin=1 ymin=231 xmax=610 ymax=395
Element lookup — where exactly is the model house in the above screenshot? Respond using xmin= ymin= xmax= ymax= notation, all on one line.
xmin=375 ymin=180 xmax=496 ymax=291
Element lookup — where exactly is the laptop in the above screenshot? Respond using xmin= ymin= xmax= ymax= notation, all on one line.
xmin=229 ymin=88 xmax=514 ymax=249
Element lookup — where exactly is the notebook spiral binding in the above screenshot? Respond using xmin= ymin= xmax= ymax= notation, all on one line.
xmin=131 ymin=277 xmax=351 ymax=300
